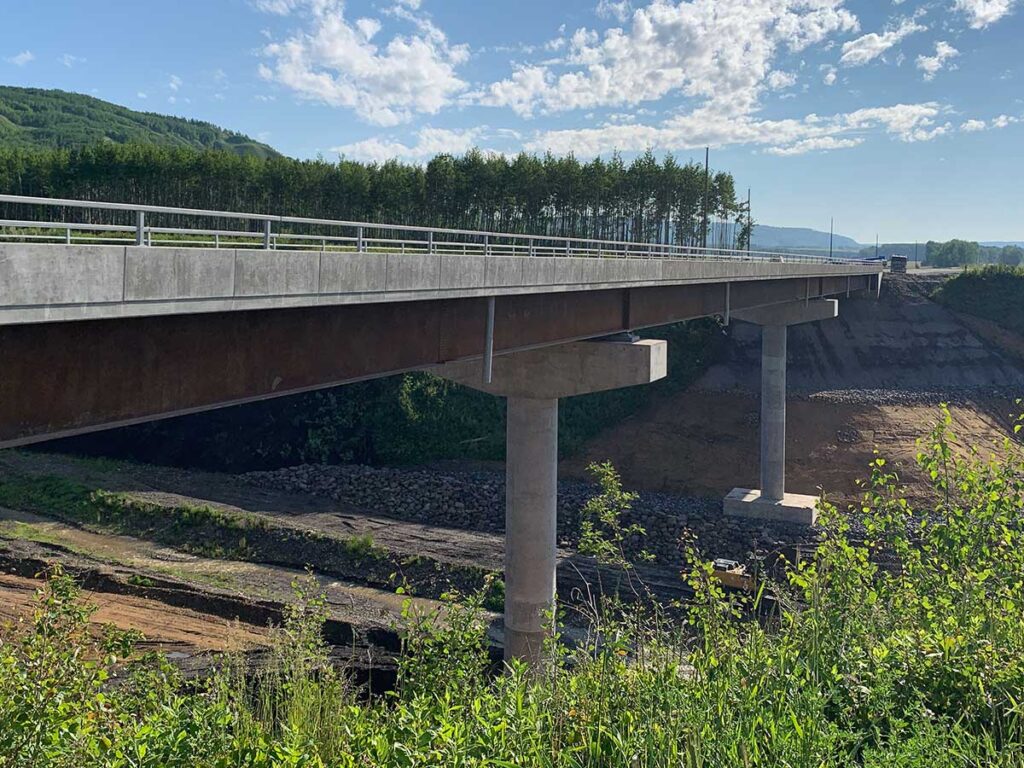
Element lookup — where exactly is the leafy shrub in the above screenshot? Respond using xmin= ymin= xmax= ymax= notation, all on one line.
xmin=3 ymin=407 xmax=1024 ymax=765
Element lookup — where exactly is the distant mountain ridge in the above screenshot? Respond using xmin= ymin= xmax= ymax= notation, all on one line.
xmin=0 ymin=86 xmax=279 ymax=159
xmin=751 ymin=224 xmax=862 ymax=251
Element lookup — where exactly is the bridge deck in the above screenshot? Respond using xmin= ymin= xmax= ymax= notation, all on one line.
xmin=0 ymin=243 xmax=878 ymax=326
xmin=0 ymin=195 xmax=881 ymax=447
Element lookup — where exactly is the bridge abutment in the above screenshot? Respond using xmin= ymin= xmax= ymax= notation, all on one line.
xmin=434 ymin=337 xmax=667 ymax=667
xmin=724 ymin=299 xmax=839 ymax=526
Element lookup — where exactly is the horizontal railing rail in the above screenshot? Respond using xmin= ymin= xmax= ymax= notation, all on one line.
xmin=0 ymin=194 xmax=877 ymax=265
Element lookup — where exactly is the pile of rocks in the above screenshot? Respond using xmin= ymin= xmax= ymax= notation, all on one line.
xmin=806 ymin=387 xmax=1018 ymax=406
xmin=243 ymin=464 xmax=818 ymax=567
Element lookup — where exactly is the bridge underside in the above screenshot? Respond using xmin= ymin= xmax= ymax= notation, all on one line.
xmin=0 ymin=273 xmax=873 ymax=448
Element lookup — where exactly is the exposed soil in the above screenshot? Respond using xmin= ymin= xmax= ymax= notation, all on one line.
xmin=0 ymin=572 xmax=266 ymax=656
xmin=565 ymin=274 xmax=1024 ymax=504
xmin=563 ymin=391 xmax=1017 ymax=504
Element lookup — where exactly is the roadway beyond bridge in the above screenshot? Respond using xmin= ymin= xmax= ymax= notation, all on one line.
xmin=0 ymin=194 xmax=882 ymax=665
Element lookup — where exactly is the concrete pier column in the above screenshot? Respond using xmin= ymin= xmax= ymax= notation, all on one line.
xmin=724 ymin=299 xmax=839 ymax=525
xmin=504 ymin=396 xmax=558 ymax=665
xmin=433 ymin=336 xmax=667 ymax=667
xmin=760 ymin=324 xmax=787 ymax=502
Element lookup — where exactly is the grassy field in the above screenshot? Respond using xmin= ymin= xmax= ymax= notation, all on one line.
xmin=2 ymin=407 xmax=1024 ymax=766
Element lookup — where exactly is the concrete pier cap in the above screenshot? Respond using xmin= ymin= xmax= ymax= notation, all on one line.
xmin=724 ymin=299 xmax=839 ymax=526
xmin=434 ymin=337 xmax=667 ymax=667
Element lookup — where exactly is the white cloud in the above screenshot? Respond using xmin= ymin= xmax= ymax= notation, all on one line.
xmin=765 ymin=136 xmax=864 ymax=155
xmin=767 ymin=70 xmax=798 ymax=90
xmin=332 ymin=126 xmax=485 ymax=162
xmin=595 ymin=0 xmax=632 ymax=21
xmin=959 ymin=114 xmax=1020 ymax=132
xmin=59 ymin=53 xmax=84 ymax=68
xmin=821 ymin=64 xmax=838 ymax=84
xmin=137 ymin=92 xmax=148 ymax=99
xmin=5 ymin=50 xmax=34 ymax=67
xmin=169 ymin=74 xmax=183 ymax=91
xmin=916 ymin=41 xmax=958 ymax=80
xmin=259 ymin=0 xmax=469 ymax=126
xmin=839 ymin=17 xmax=925 ymax=67
xmin=523 ymin=101 xmax=951 ymax=157
xmin=477 ymin=0 xmax=858 ymax=118
xmin=953 ymin=0 xmax=1017 ymax=28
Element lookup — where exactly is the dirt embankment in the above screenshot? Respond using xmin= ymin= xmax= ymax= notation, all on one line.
xmin=566 ymin=273 xmax=1024 ymax=503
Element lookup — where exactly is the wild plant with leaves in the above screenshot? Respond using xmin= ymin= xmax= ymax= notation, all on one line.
xmin=2 ymin=407 xmax=1024 ymax=766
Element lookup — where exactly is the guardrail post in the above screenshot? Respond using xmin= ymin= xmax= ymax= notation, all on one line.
xmin=484 ymin=234 xmax=490 ymax=256
xmin=528 ymin=238 xmax=535 ymax=258
xmin=135 ymin=210 xmax=145 ymax=246
xmin=565 ymin=240 xmax=571 ymax=258
xmin=263 ymin=219 xmax=272 ymax=250
xmin=428 ymin=230 xmax=434 ymax=254
xmin=357 ymin=226 xmax=365 ymax=253
xmin=65 ymin=227 xmax=71 ymax=245
xmin=214 ymin=234 xmax=220 ymax=249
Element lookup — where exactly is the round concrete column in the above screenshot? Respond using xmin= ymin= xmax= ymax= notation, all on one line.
xmin=760 ymin=324 xmax=787 ymax=502
xmin=504 ymin=396 xmax=558 ymax=666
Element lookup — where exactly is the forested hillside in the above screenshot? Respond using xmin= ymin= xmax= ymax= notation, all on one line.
xmin=0 ymin=143 xmax=750 ymax=246
xmin=0 ymin=86 xmax=278 ymax=158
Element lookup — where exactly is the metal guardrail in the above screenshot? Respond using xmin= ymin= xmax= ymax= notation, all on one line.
xmin=0 ymin=194 xmax=876 ymax=265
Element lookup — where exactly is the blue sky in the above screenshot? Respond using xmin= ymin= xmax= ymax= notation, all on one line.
xmin=1 ymin=0 xmax=1021 ymax=243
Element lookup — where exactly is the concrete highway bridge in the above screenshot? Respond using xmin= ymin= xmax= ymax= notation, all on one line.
xmin=0 ymin=194 xmax=882 ymax=664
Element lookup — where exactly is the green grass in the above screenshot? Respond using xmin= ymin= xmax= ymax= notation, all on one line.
xmin=3 ymin=407 xmax=1024 ymax=766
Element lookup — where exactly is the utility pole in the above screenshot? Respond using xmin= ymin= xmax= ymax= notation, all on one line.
xmin=747 ymin=187 xmax=751 ymax=254
xmin=701 ymin=147 xmax=709 ymax=251
xmin=829 ymin=217 xmax=834 ymax=260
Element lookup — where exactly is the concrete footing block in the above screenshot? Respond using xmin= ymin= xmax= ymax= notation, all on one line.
xmin=723 ymin=488 xmax=819 ymax=525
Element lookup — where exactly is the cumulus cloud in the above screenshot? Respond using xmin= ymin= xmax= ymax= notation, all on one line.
xmin=953 ymin=0 xmax=1017 ymax=28
xmin=765 ymin=136 xmax=864 ymax=155
xmin=169 ymin=74 xmax=183 ymax=91
xmin=916 ymin=41 xmax=958 ymax=80
xmin=821 ymin=64 xmax=838 ymax=85
xmin=332 ymin=126 xmax=485 ymax=162
xmin=5 ymin=50 xmax=34 ymax=66
xmin=476 ymin=0 xmax=858 ymax=118
xmin=767 ymin=70 xmax=798 ymax=90
xmin=259 ymin=0 xmax=469 ymax=126
xmin=595 ymin=0 xmax=633 ymax=21
xmin=523 ymin=101 xmax=952 ymax=157
xmin=959 ymin=114 xmax=1020 ymax=132
xmin=839 ymin=17 xmax=925 ymax=67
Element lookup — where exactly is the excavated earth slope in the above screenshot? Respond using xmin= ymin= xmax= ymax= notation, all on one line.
xmin=565 ymin=272 xmax=1024 ymax=502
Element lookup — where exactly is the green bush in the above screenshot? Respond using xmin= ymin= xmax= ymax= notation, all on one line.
xmin=934 ymin=264 xmax=1024 ymax=335
xmin=3 ymin=407 xmax=1024 ymax=766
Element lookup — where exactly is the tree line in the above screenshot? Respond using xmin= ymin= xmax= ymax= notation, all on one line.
xmin=863 ymin=240 xmax=1024 ymax=267
xmin=0 ymin=143 xmax=752 ymax=248
xmin=925 ymin=239 xmax=1023 ymax=268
